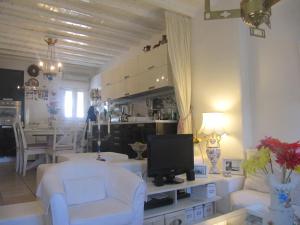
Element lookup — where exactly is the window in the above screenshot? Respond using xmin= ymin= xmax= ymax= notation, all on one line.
xmin=76 ymin=92 xmax=84 ymax=118
xmin=64 ymin=91 xmax=73 ymax=118
xmin=64 ymin=90 xmax=85 ymax=119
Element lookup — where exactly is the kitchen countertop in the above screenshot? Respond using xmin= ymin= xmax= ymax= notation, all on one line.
xmin=92 ymin=120 xmax=178 ymax=125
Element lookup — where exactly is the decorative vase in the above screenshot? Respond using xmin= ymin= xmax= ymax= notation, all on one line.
xmin=267 ymin=175 xmax=297 ymax=225
xmin=129 ymin=142 xmax=147 ymax=160
xmin=206 ymin=147 xmax=220 ymax=174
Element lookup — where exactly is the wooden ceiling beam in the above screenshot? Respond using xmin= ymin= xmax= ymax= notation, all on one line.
xmin=0 ymin=44 xmax=105 ymax=68
xmin=69 ymin=0 xmax=165 ymax=30
xmin=0 ymin=38 xmax=112 ymax=63
xmin=140 ymin=0 xmax=200 ymax=17
xmin=0 ymin=49 xmax=102 ymax=68
xmin=92 ymin=0 xmax=164 ymax=22
xmin=0 ymin=27 xmax=116 ymax=60
xmin=0 ymin=22 xmax=123 ymax=57
xmin=38 ymin=0 xmax=163 ymax=33
xmin=0 ymin=53 xmax=99 ymax=76
xmin=0 ymin=16 xmax=129 ymax=53
xmin=0 ymin=11 xmax=131 ymax=51
xmin=1 ymin=0 xmax=146 ymax=44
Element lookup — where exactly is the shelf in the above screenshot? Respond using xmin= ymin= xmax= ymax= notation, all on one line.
xmin=146 ymin=176 xmax=223 ymax=196
xmin=144 ymin=195 xmax=222 ymax=219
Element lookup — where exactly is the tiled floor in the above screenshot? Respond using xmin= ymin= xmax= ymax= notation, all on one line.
xmin=0 ymin=163 xmax=37 ymax=205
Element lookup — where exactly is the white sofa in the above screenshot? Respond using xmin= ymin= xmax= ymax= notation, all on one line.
xmin=230 ymin=149 xmax=300 ymax=211
xmin=36 ymin=152 xmax=147 ymax=185
xmin=36 ymin=161 xmax=146 ymax=225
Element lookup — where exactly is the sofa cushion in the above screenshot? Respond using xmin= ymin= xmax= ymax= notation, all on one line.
xmin=69 ymin=198 xmax=132 ymax=225
xmin=244 ymin=172 xmax=270 ymax=193
xmin=64 ymin=176 xmax=106 ymax=205
xmin=230 ymin=189 xmax=270 ymax=210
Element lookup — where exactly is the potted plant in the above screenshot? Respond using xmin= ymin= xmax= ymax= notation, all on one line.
xmin=243 ymin=137 xmax=300 ymax=225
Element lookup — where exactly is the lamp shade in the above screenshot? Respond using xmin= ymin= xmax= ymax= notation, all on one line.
xmin=200 ymin=112 xmax=225 ymax=135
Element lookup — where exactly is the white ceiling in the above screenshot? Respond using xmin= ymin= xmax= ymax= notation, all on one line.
xmin=0 ymin=0 xmax=201 ymax=77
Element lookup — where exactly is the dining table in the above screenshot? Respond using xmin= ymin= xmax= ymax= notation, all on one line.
xmin=24 ymin=127 xmax=66 ymax=146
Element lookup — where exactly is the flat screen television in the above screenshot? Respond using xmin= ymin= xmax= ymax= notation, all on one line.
xmin=147 ymin=134 xmax=195 ymax=186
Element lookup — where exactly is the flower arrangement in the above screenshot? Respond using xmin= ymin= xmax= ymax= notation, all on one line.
xmin=243 ymin=137 xmax=300 ymax=184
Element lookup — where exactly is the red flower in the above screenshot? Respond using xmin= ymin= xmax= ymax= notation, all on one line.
xmin=276 ymin=149 xmax=300 ymax=170
xmin=257 ymin=137 xmax=300 ymax=169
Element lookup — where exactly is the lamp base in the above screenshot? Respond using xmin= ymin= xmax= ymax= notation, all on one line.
xmin=206 ymin=147 xmax=221 ymax=174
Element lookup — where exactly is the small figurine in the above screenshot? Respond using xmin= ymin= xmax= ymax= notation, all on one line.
xmin=143 ymin=45 xmax=151 ymax=52
xmin=153 ymin=41 xmax=161 ymax=49
xmin=161 ymin=35 xmax=167 ymax=44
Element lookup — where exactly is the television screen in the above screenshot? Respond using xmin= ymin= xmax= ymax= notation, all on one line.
xmin=147 ymin=134 xmax=194 ymax=178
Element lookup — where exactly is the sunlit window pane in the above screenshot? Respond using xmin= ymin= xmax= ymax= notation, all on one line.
xmin=64 ymin=91 xmax=73 ymax=118
xmin=76 ymin=92 xmax=84 ymax=118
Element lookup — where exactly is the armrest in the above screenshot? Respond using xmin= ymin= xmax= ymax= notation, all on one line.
xmin=215 ymin=175 xmax=245 ymax=214
xmin=216 ymin=175 xmax=245 ymax=197
xmin=49 ymin=194 xmax=69 ymax=225
xmin=105 ymin=165 xmax=146 ymax=206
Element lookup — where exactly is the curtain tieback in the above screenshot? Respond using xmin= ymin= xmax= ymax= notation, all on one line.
xmin=180 ymin=108 xmax=192 ymax=122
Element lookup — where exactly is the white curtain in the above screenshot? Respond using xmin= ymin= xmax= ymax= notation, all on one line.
xmin=165 ymin=11 xmax=192 ymax=134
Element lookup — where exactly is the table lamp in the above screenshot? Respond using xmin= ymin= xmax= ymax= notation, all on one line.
xmin=200 ymin=112 xmax=225 ymax=174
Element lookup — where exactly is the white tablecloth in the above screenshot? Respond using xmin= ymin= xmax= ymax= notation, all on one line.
xmin=56 ymin=152 xmax=128 ymax=163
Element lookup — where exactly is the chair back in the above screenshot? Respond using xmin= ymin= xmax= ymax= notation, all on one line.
xmin=17 ymin=122 xmax=28 ymax=150
xmin=12 ymin=121 xmax=20 ymax=151
xmin=53 ymin=125 xmax=77 ymax=152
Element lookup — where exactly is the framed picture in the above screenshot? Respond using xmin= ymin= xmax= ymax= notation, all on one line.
xmin=194 ymin=164 xmax=208 ymax=178
xmin=222 ymin=159 xmax=243 ymax=175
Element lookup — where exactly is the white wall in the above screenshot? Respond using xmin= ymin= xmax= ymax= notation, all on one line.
xmin=245 ymin=0 xmax=300 ymax=145
xmin=191 ymin=0 xmax=245 ymax=160
xmin=191 ymin=0 xmax=300 ymax=165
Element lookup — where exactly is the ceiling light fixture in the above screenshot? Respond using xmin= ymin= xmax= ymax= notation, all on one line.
xmin=39 ymin=38 xmax=63 ymax=81
xmin=204 ymin=0 xmax=281 ymax=38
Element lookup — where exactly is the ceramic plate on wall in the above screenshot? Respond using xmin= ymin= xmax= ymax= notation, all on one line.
xmin=27 ymin=64 xmax=40 ymax=77
xmin=25 ymin=78 xmax=39 ymax=88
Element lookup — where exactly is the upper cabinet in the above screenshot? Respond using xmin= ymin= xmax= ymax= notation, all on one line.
xmin=138 ymin=45 xmax=168 ymax=73
xmin=101 ymin=44 xmax=172 ymax=101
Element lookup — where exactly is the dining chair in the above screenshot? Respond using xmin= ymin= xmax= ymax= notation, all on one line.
xmin=12 ymin=121 xmax=22 ymax=173
xmin=17 ymin=122 xmax=48 ymax=176
xmin=47 ymin=125 xmax=78 ymax=163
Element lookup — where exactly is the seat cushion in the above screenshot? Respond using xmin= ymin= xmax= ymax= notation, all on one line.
xmin=64 ymin=176 xmax=106 ymax=205
xmin=230 ymin=189 xmax=270 ymax=210
xmin=69 ymin=198 xmax=132 ymax=225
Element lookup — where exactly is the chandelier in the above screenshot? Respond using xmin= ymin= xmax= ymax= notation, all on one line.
xmin=241 ymin=0 xmax=272 ymax=29
xmin=39 ymin=38 xmax=62 ymax=80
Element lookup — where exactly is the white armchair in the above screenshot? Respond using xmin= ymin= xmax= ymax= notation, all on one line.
xmin=36 ymin=161 xmax=146 ymax=225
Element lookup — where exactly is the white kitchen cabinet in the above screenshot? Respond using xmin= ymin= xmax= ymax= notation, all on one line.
xmin=138 ymin=45 xmax=168 ymax=73
xmin=122 ymin=74 xmax=144 ymax=97
xmin=101 ymin=44 xmax=172 ymax=100
xmin=122 ymin=56 xmax=138 ymax=78
xmin=101 ymin=81 xmax=124 ymax=101
xmin=140 ymin=65 xmax=172 ymax=92
xmin=102 ymin=66 xmax=124 ymax=87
